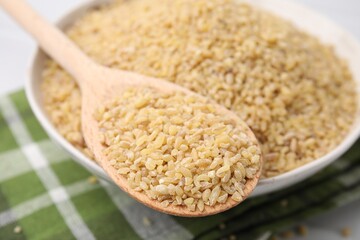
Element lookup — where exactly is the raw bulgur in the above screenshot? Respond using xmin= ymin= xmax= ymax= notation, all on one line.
xmin=341 ymin=227 xmax=351 ymax=238
xmin=296 ymin=225 xmax=308 ymax=236
xmin=13 ymin=226 xmax=22 ymax=234
xmin=41 ymin=0 xmax=357 ymax=177
xmin=96 ymin=87 xmax=261 ymax=211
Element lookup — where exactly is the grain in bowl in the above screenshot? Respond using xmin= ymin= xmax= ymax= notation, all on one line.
xmin=41 ymin=0 xmax=358 ymax=178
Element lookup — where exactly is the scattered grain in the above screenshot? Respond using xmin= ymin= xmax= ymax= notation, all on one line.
xmin=142 ymin=216 xmax=151 ymax=226
xmin=296 ymin=225 xmax=308 ymax=236
xmin=280 ymin=199 xmax=289 ymax=207
xmin=87 ymin=175 xmax=98 ymax=185
xmin=219 ymin=223 xmax=226 ymax=230
xmin=280 ymin=230 xmax=294 ymax=239
xmin=229 ymin=234 xmax=237 ymax=240
xmin=341 ymin=227 xmax=351 ymax=238
xmin=13 ymin=226 xmax=22 ymax=234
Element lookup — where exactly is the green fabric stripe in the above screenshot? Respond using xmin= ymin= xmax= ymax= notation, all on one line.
xmin=18 ymin=205 xmax=75 ymax=240
xmin=51 ymin=160 xmax=92 ymax=186
xmin=0 ymin=111 xmax=18 ymax=153
xmin=174 ymin=213 xmax=226 ymax=236
xmin=0 ymin=171 xmax=47 ymax=207
xmin=0 ymin=187 xmax=24 ymax=240
xmin=0 ymin=189 xmax=9 ymax=213
xmin=0 ymin=100 xmax=33 ymax=240
xmin=9 ymin=91 xmax=48 ymax=142
xmin=71 ymin=188 xmax=141 ymax=240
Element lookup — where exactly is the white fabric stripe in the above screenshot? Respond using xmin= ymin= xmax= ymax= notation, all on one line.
xmin=0 ymin=140 xmax=70 ymax=183
xmin=334 ymin=185 xmax=360 ymax=207
xmin=0 ymin=211 xmax=16 ymax=227
xmin=0 ymin=194 xmax=51 ymax=227
xmin=23 ymin=144 xmax=48 ymax=169
xmin=0 ymin=96 xmax=95 ymax=240
xmin=101 ymin=182 xmax=192 ymax=240
xmin=256 ymin=232 xmax=272 ymax=240
xmin=66 ymin=179 xmax=100 ymax=196
xmin=338 ymin=166 xmax=360 ymax=186
xmin=0 ymin=148 xmax=31 ymax=182
xmin=0 ymin=180 xmax=100 ymax=227
xmin=38 ymin=139 xmax=72 ymax=164
xmin=0 ymin=97 xmax=33 ymax=145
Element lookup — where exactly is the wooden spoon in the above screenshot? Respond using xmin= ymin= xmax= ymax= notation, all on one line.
xmin=0 ymin=0 xmax=262 ymax=216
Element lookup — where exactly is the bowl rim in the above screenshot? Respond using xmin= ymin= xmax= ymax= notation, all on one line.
xmin=25 ymin=0 xmax=360 ymax=189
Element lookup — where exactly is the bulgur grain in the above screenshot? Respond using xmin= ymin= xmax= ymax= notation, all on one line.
xmin=219 ymin=223 xmax=226 ymax=230
xmin=97 ymin=87 xmax=261 ymax=210
xmin=280 ymin=230 xmax=294 ymax=239
xmin=280 ymin=199 xmax=289 ymax=207
xmin=296 ymin=225 xmax=308 ymax=236
xmin=341 ymin=227 xmax=351 ymax=238
xmin=229 ymin=234 xmax=237 ymax=240
xmin=142 ymin=216 xmax=151 ymax=226
xmin=13 ymin=226 xmax=22 ymax=234
xmin=87 ymin=175 xmax=98 ymax=184
xmin=41 ymin=0 xmax=357 ymax=177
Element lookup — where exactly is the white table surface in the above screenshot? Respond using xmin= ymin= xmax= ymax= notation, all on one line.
xmin=1 ymin=1 xmax=359 ymax=239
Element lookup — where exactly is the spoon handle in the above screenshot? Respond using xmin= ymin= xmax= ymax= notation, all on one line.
xmin=0 ymin=0 xmax=95 ymax=86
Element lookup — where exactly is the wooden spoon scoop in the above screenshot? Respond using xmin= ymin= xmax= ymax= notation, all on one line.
xmin=0 ymin=0 xmax=262 ymax=216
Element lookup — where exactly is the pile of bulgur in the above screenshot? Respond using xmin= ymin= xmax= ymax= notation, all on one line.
xmin=96 ymin=87 xmax=261 ymax=211
xmin=41 ymin=0 xmax=357 ymax=177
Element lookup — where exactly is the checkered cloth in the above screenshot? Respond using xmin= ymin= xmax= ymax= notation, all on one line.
xmin=1 ymin=90 xmax=360 ymax=240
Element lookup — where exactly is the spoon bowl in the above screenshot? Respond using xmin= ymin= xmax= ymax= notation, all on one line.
xmin=81 ymin=66 xmax=263 ymax=216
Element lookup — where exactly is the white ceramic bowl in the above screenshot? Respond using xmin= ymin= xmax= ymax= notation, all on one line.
xmin=26 ymin=0 xmax=360 ymax=197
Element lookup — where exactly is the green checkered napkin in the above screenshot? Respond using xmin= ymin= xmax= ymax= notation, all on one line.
xmin=1 ymin=90 xmax=360 ymax=240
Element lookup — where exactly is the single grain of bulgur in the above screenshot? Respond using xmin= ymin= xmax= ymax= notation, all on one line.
xmin=296 ymin=225 xmax=308 ymax=236
xmin=341 ymin=227 xmax=351 ymax=238
xmin=13 ymin=226 xmax=22 ymax=234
